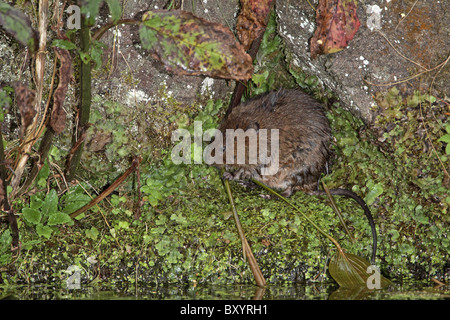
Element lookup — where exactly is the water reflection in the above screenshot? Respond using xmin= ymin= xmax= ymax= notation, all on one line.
xmin=1 ymin=280 xmax=448 ymax=300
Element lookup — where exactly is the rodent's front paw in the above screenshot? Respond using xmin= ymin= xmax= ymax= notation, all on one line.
xmin=222 ymin=171 xmax=234 ymax=180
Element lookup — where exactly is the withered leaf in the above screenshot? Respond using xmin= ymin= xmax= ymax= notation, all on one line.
xmin=236 ymin=0 xmax=273 ymax=51
xmin=329 ymin=251 xmax=393 ymax=289
xmin=310 ymin=0 xmax=360 ymax=59
xmin=139 ymin=10 xmax=253 ymax=81
xmin=12 ymin=82 xmax=36 ymax=139
xmin=50 ymin=47 xmax=72 ymax=134
xmin=0 ymin=1 xmax=38 ymax=53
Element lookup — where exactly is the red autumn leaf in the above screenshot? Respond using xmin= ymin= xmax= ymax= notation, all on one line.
xmin=236 ymin=0 xmax=274 ymax=51
xmin=310 ymin=0 xmax=360 ymax=59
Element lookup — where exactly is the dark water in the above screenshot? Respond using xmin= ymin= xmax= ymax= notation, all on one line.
xmin=1 ymin=280 xmax=448 ymax=300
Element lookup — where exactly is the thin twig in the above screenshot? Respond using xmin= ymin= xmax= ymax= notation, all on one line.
xmin=376 ymin=30 xmax=427 ymax=71
xmin=395 ymin=0 xmax=419 ymax=31
xmin=364 ymin=55 xmax=448 ymax=87
xmin=70 ymin=156 xmax=142 ymax=219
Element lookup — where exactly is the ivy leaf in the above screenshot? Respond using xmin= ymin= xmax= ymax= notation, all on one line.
xmin=139 ymin=10 xmax=253 ymax=81
xmin=0 ymin=1 xmax=38 ymax=52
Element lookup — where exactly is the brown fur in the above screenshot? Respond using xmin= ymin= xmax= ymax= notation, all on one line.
xmin=217 ymin=89 xmax=331 ymax=197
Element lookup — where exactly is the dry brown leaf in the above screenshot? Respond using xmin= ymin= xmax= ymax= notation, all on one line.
xmin=236 ymin=0 xmax=274 ymax=51
xmin=310 ymin=0 xmax=360 ymax=59
xmin=12 ymin=82 xmax=36 ymax=139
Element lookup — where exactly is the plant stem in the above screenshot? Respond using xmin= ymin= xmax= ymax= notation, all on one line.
xmin=225 ymin=2 xmax=275 ymax=117
xmin=9 ymin=0 xmax=48 ymax=199
xmin=224 ymin=179 xmax=266 ymax=287
xmin=92 ymin=19 xmax=139 ymax=41
xmin=0 ymin=130 xmax=19 ymax=249
xmin=66 ymin=15 xmax=91 ymax=181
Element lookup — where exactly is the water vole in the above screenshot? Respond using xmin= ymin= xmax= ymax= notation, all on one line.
xmin=218 ymin=89 xmax=331 ymax=196
xmin=217 ymin=89 xmax=377 ymax=263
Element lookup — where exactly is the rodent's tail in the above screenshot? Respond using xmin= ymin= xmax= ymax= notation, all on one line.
xmin=307 ymin=188 xmax=377 ymax=264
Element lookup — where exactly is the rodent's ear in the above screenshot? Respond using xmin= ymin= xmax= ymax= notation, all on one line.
xmin=246 ymin=121 xmax=259 ymax=132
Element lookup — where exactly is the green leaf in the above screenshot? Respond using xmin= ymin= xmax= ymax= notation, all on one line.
xmin=80 ymin=0 xmax=103 ymax=26
xmin=438 ymin=134 xmax=450 ymax=143
xmin=0 ymin=229 xmax=12 ymax=250
xmin=365 ymin=183 xmax=384 ymax=205
xmin=22 ymin=208 xmax=42 ymax=225
xmin=36 ymin=161 xmax=50 ymax=188
xmin=52 ymin=39 xmax=77 ymax=50
xmin=48 ymin=212 xmax=72 ymax=226
xmin=42 ymin=189 xmax=58 ymax=216
xmin=139 ymin=10 xmax=252 ymax=81
xmin=0 ymin=88 xmax=12 ymax=119
xmin=155 ymin=237 xmax=171 ymax=256
xmin=79 ymin=51 xmax=91 ymax=64
xmin=106 ymin=0 xmax=122 ymax=23
xmin=21 ymin=239 xmax=41 ymax=251
xmin=86 ymin=226 xmax=99 ymax=240
xmin=36 ymin=224 xmax=53 ymax=239
xmin=30 ymin=196 xmax=44 ymax=210
xmin=90 ymin=41 xmax=107 ymax=69
xmin=251 ymin=70 xmax=269 ymax=87
xmin=61 ymin=192 xmax=91 ymax=214
xmin=170 ymin=213 xmax=187 ymax=225
xmin=0 ymin=2 xmax=37 ymax=52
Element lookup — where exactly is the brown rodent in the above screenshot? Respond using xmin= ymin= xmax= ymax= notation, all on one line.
xmin=217 ymin=89 xmax=377 ymax=263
